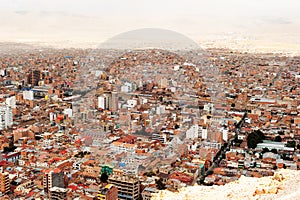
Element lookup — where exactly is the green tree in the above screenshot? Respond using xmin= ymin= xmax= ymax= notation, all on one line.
xmin=286 ymin=140 xmax=296 ymax=148
xmin=100 ymin=173 xmax=108 ymax=183
xmin=262 ymin=148 xmax=269 ymax=154
xmin=255 ymin=130 xmax=265 ymax=140
xmin=274 ymin=135 xmax=282 ymax=142
xmin=247 ymin=130 xmax=265 ymax=149
xmin=271 ymin=149 xmax=278 ymax=154
xmin=156 ymin=178 xmax=166 ymax=190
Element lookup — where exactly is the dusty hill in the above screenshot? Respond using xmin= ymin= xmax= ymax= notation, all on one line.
xmin=151 ymin=169 xmax=300 ymax=200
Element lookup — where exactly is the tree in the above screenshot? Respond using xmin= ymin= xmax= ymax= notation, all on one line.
xmin=144 ymin=171 xmax=155 ymax=177
xmin=282 ymin=153 xmax=287 ymax=160
xmin=255 ymin=130 xmax=265 ymax=140
xmin=278 ymin=131 xmax=284 ymax=135
xmin=247 ymin=130 xmax=265 ymax=149
xmin=100 ymin=173 xmax=108 ymax=183
xmin=274 ymin=135 xmax=282 ymax=142
xmin=286 ymin=140 xmax=296 ymax=148
xmin=156 ymin=178 xmax=166 ymax=190
xmin=271 ymin=149 xmax=278 ymax=154
xmin=262 ymin=148 xmax=269 ymax=154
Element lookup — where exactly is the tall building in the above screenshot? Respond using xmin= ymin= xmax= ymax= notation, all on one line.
xmin=200 ymin=125 xmax=208 ymax=140
xmin=43 ymin=169 xmax=65 ymax=194
xmin=98 ymin=184 xmax=118 ymax=200
xmin=0 ymin=172 xmax=10 ymax=194
xmin=98 ymin=94 xmax=111 ymax=110
xmin=111 ymin=91 xmax=118 ymax=111
xmin=27 ymin=69 xmax=41 ymax=86
xmin=5 ymin=96 xmax=16 ymax=108
xmin=98 ymin=92 xmax=118 ymax=111
xmin=49 ymin=186 xmax=67 ymax=200
xmin=108 ymin=175 xmax=140 ymax=200
xmin=0 ymin=105 xmax=13 ymax=130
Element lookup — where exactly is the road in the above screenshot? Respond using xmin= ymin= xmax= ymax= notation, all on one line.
xmin=198 ymin=112 xmax=247 ymax=184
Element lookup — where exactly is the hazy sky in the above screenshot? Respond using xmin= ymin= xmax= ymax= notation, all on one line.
xmin=2 ymin=0 xmax=300 ymax=18
xmin=0 ymin=0 xmax=300 ymax=48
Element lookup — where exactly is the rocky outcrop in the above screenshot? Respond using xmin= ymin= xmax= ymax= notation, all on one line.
xmin=151 ymin=169 xmax=300 ymax=200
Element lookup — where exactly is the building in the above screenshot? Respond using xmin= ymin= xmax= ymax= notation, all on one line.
xmin=110 ymin=142 xmax=136 ymax=154
xmin=256 ymin=140 xmax=294 ymax=151
xmin=43 ymin=168 xmax=65 ymax=193
xmin=108 ymin=175 xmax=140 ymax=200
xmin=221 ymin=127 xmax=228 ymax=142
xmin=121 ymin=82 xmax=133 ymax=93
xmin=63 ymin=108 xmax=72 ymax=118
xmin=0 ymin=172 xmax=10 ymax=194
xmin=141 ymin=187 xmax=158 ymax=200
xmin=98 ymin=92 xmax=118 ymax=111
xmin=156 ymin=105 xmax=166 ymax=115
xmin=2 ymin=152 xmax=20 ymax=162
xmin=27 ymin=69 xmax=41 ymax=86
xmin=5 ymin=96 xmax=16 ymax=108
xmin=199 ymin=126 xmax=208 ymax=140
xmin=23 ymin=90 xmax=34 ymax=100
xmin=204 ymin=103 xmax=215 ymax=114
xmin=98 ymin=94 xmax=111 ymax=110
xmin=49 ymin=186 xmax=67 ymax=200
xmin=111 ymin=91 xmax=118 ymax=111
xmin=152 ymin=133 xmax=166 ymax=144
xmin=13 ymin=127 xmax=35 ymax=142
xmin=0 ymin=105 xmax=13 ymax=130
xmin=186 ymin=125 xmax=199 ymax=139
xmin=98 ymin=184 xmax=118 ymax=200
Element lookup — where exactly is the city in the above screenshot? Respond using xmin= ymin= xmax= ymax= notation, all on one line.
xmin=0 ymin=1 xmax=300 ymax=200
xmin=0 ymin=43 xmax=299 ymax=199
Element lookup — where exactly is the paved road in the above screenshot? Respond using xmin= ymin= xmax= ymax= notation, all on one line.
xmin=198 ymin=112 xmax=247 ymax=184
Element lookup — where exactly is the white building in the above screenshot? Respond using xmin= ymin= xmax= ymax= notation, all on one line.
xmin=63 ymin=108 xmax=72 ymax=118
xmin=186 ymin=125 xmax=199 ymax=139
xmin=49 ymin=112 xmax=57 ymax=122
xmin=0 ymin=69 xmax=5 ymax=76
xmin=0 ymin=105 xmax=13 ymax=130
xmin=23 ymin=90 xmax=34 ymax=100
xmin=98 ymin=94 xmax=110 ymax=110
xmin=110 ymin=142 xmax=136 ymax=154
xmin=174 ymin=65 xmax=180 ymax=71
xmin=188 ymin=143 xmax=197 ymax=151
xmin=121 ymin=82 xmax=132 ymax=93
xmin=127 ymin=99 xmax=137 ymax=109
xmin=6 ymin=96 xmax=16 ymax=108
xmin=199 ymin=126 xmax=208 ymax=140
xmin=204 ymin=103 xmax=215 ymax=114
xmin=160 ymin=77 xmax=169 ymax=88
xmin=156 ymin=105 xmax=166 ymax=115
xmin=221 ymin=127 xmax=228 ymax=142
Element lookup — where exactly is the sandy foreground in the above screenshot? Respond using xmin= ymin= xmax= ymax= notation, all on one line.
xmin=151 ymin=169 xmax=300 ymax=200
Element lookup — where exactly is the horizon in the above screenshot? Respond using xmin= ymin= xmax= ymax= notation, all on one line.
xmin=0 ymin=0 xmax=300 ymax=53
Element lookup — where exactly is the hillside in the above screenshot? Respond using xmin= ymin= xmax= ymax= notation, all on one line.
xmin=151 ymin=169 xmax=300 ymax=200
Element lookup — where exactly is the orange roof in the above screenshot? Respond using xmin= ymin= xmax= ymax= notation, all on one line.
xmin=112 ymin=141 xmax=123 ymax=146
xmin=124 ymin=143 xmax=135 ymax=148
xmin=43 ymin=168 xmax=61 ymax=174
xmin=53 ymin=168 xmax=61 ymax=173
